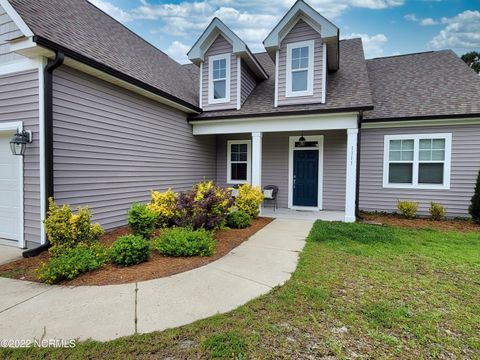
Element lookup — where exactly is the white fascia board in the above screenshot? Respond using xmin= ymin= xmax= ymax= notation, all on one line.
xmin=191 ymin=112 xmax=358 ymax=135
xmin=362 ymin=117 xmax=480 ymax=129
xmin=0 ymin=0 xmax=33 ymax=37
xmin=263 ymin=0 xmax=338 ymax=49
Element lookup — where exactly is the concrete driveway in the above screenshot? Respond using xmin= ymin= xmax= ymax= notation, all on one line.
xmin=0 ymin=245 xmax=22 ymax=265
xmin=0 ymin=219 xmax=313 ymax=342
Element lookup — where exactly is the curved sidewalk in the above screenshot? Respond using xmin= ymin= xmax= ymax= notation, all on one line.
xmin=0 ymin=219 xmax=313 ymax=342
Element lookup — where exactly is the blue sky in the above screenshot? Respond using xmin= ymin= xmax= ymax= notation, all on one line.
xmin=89 ymin=0 xmax=480 ymax=63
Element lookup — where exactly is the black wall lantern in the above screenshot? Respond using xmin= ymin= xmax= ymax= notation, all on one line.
xmin=298 ymin=133 xmax=306 ymax=147
xmin=10 ymin=129 xmax=32 ymax=155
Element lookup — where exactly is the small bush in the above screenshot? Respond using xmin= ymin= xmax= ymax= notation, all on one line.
xmin=44 ymin=198 xmax=104 ymax=256
xmin=148 ymin=188 xmax=179 ymax=227
xmin=37 ymin=244 xmax=108 ymax=284
xmin=128 ymin=203 xmax=158 ymax=238
xmin=235 ymin=184 xmax=264 ymax=218
xmin=396 ymin=200 xmax=419 ymax=219
xmin=175 ymin=180 xmax=234 ymax=230
xmin=469 ymin=170 xmax=480 ymax=224
xmin=226 ymin=211 xmax=252 ymax=229
xmin=429 ymin=202 xmax=446 ymax=221
xmin=154 ymin=228 xmax=215 ymax=257
xmin=110 ymin=235 xmax=151 ymax=267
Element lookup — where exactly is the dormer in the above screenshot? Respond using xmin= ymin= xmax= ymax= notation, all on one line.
xmin=188 ymin=18 xmax=268 ymax=111
xmin=263 ymin=0 xmax=339 ymax=107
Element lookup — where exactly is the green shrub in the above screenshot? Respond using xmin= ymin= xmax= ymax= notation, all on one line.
xmin=396 ymin=200 xmax=419 ymax=219
xmin=44 ymin=198 xmax=104 ymax=256
xmin=37 ymin=244 xmax=108 ymax=284
xmin=469 ymin=170 xmax=480 ymax=224
xmin=154 ymin=228 xmax=215 ymax=257
xmin=110 ymin=235 xmax=151 ymax=267
xmin=235 ymin=184 xmax=264 ymax=218
xmin=429 ymin=202 xmax=446 ymax=221
xmin=226 ymin=211 xmax=252 ymax=229
xmin=128 ymin=203 xmax=158 ymax=238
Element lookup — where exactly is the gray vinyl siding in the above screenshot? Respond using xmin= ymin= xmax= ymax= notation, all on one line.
xmin=216 ymin=130 xmax=346 ymax=210
xmin=240 ymin=60 xmax=257 ymax=105
xmin=277 ymin=19 xmax=324 ymax=106
xmin=0 ymin=70 xmax=41 ymax=245
xmin=359 ymin=125 xmax=480 ymax=217
xmin=201 ymin=35 xmax=237 ymax=111
xmin=52 ymin=66 xmax=216 ymax=230
xmin=0 ymin=5 xmax=24 ymax=65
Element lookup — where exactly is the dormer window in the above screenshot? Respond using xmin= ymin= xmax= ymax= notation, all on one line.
xmin=286 ymin=40 xmax=314 ymax=97
xmin=209 ymin=53 xmax=230 ymax=103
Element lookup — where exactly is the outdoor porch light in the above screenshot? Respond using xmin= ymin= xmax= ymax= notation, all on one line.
xmin=10 ymin=129 xmax=32 ymax=155
xmin=298 ymin=134 xmax=306 ymax=147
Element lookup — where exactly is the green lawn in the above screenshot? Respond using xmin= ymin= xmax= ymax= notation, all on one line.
xmin=2 ymin=221 xmax=479 ymax=359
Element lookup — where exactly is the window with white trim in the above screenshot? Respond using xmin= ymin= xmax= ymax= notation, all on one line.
xmin=286 ymin=40 xmax=314 ymax=97
xmin=383 ymin=133 xmax=452 ymax=189
xmin=208 ymin=53 xmax=230 ymax=104
xmin=227 ymin=140 xmax=251 ymax=184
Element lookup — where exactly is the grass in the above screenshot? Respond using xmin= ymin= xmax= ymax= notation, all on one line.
xmin=1 ymin=221 xmax=479 ymax=359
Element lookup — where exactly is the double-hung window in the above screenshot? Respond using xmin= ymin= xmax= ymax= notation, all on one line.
xmin=227 ymin=140 xmax=251 ymax=184
xmin=208 ymin=53 xmax=230 ymax=103
xmin=383 ymin=133 xmax=452 ymax=189
xmin=286 ymin=40 xmax=314 ymax=97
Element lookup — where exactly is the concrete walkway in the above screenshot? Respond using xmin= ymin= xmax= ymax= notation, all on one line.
xmin=0 ymin=219 xmax=313 ymax=342
xmin=0 ymin=245 xmax=23 ymax=265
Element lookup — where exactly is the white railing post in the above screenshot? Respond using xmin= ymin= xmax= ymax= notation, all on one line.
xmin=345 ymin=128 xmax=358 ymax=222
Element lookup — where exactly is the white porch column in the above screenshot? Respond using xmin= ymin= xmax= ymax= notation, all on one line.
xmin=345 ymin=128 xmax=358 ymax=222
xmin=251 ymin=132 xmax=262 ymax=188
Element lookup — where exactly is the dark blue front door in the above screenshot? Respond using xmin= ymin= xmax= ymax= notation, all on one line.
xmin=293 ymin=150 xmax=319 ymax=207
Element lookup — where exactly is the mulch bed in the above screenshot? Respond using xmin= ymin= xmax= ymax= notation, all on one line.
xmin=0 ymin=217 xmax=273 ymax=286
xmin=360 ymin=212 xmax=480 ymax=232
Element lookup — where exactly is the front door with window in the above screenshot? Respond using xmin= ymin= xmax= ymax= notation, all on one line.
xmin=293 ymin=150 xmax=319 ymax=207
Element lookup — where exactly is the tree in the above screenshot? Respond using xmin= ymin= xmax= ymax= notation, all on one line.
xmin=461 ymin=51 xmax=480 ymax=74
xmin=469 ymin=170 xmax=480 ymax=224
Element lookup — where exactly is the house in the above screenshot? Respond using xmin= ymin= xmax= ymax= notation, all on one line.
xmin=0 ymin=0 xmax=479 ymax=250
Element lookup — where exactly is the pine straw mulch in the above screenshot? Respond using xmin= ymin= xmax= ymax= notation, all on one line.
xmin=360 ymin=211 xmax=480 ymax=232
xmin=0 ymin=217 xmax=273 ymax=286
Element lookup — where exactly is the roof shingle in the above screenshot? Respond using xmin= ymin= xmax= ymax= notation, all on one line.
xmin=364 ymin=50 xmax=480 ymax=120
xmin=9 ymin=0 xmax=199 ymax=108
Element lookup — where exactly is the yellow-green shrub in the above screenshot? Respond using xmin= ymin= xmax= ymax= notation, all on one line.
xmin=148 ymin=188 xmax=178 ymax=227
xmin=235 ymin=184 xmax=264 ymax=218
xmin=429 ymin=202 xmax=446 ymax=221
xmin=44 ymin=198 xmax=104 ymax=256
xmin=396 ymin=200 xmax=419 ymax=219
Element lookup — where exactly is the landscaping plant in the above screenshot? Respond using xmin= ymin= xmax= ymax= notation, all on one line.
xmin=110 ymin=235 xmax=151 ymax=267
xmin=154 ymin=228 xmax=215 ymax=257
xmin=469 ymin=170 xmax=480 ymax=223
xmin=226 ymin=210 xmax=252 ymax=229
xmin=235 ymin=184 xmax=264 ymax=218
xmin=429 ymin=202 xmax=446 ymax=221
xmin=127 ymin=203 xmax=158 ymax=238
xmin=37 ymin=244 xmax=108 ymax=284
xmin=396 ymin=200 xmax=419 ymax=219
xmin=148 ymin=188 xmax=179 ymax=227
xmin=175 ymin=180 xmax=234 ymax=230
xmin=44 ymin=198 xmax=104 ymax=256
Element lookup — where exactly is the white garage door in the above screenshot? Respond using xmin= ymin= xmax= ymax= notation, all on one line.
xmin=0 ymin=132 xmax=21 ymax=241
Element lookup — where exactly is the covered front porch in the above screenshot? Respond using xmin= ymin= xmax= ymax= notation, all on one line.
xmin=190 ymin=112 xmax=359 ymax=222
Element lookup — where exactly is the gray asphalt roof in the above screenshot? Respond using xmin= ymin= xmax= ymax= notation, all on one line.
xmin=191 ymin=38 xmax=373 ymax=119
xmin=364 ymin=50 xmax=480 ymax=120
xmin=10 ymin=0 xmax=199 ymax=109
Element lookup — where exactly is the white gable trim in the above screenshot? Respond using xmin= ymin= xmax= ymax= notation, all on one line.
xmin=0 ymin=0 xmax=34 ymax=37
xmin=263 ymin=0 xmax=338 ymax=50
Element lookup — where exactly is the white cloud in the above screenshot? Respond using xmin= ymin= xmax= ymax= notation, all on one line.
xmin=419 ymin=17 xmax=438 ymax=26
xmin=404 ymin=13 xmax=418 ymax=22
xmin=88 ymin=0 xmax=133 ymax=22
xmin=429 ymin=10 xmax=480 ymax=50
xmin=345 ymin=33 xmax=388 ymax=58
xmin=165 ymin=40 xmax=191 ymax=64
